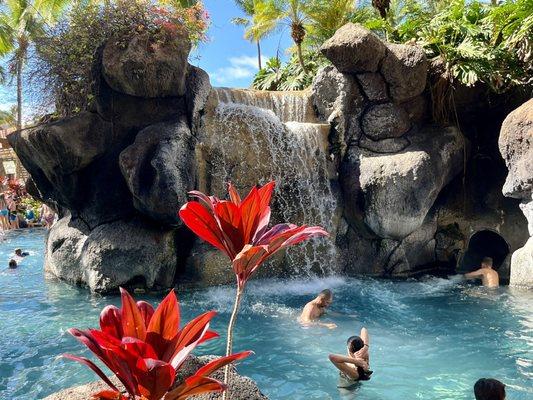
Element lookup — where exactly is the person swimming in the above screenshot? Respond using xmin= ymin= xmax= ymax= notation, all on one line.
xmin=474 ymin=378 xmax=506 ymax=400
xmin=14 ymin=249 xmax=29 ymax=257
xmin=299 ymin=289 xmax=337 ymax=329
xmin=464 ymin=257 xmax=499 ymax=288
xmin=8 ymin=259 xmax=17 ymax=269
xmin=329 ymin=327 xmax=373 ymax=387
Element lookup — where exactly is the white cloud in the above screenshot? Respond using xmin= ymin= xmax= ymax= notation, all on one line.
xmin=210 ymin=54 xmax=269 ymax=86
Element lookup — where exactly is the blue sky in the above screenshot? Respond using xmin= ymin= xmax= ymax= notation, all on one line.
xmin=193 ymin=0 xmax=291 ymax=87
xmin=0 ymin=0 xmax=292 ymax=114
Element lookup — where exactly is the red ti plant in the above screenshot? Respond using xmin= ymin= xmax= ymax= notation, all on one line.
xmin=179 ymin=181 xmax=328 ymax=394
xmin=63 ymin=288 xmax=251 ymax=400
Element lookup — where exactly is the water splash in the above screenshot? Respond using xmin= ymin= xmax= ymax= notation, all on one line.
xmin=201 ymin=90 xmax=339 ymax=275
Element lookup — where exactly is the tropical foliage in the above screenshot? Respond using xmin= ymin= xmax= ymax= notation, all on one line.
xmin=179 ymin=181 xmax=328 ymax=397
xmin=33 ymin=0 xmax=209 ymax=117
xmin=64 ymin=288 xmax=251 ymax=400
xmin=0 ymin=0 xmax=69 ymax=129
xmin=245 ymin=0 xmax=532 ymax=93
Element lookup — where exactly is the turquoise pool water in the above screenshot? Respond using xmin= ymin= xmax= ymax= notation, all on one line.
xmin=0 ymin=229 xmax=531 ymax=399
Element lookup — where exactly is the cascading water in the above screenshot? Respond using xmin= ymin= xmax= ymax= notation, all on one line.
xmin=200 ymin=89 xmax=340 ymax=275
xmin=214 ymin=88 xmax=317 ymax=123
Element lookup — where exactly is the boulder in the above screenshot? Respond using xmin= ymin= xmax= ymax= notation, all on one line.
xmin=356 ymin=72 xmax=389 ymax=102
xmin=45 ymin=214 xmax=177 ymax=293
xmin=401 ymin=95 xmax=427 ymax=124
xmin=358 ymin=135 xmax=410 ymax=154
xmin=320 ymin=23 xmax=386 ymax=73
xmin=357 ymin=126 xmax=465 ymax=239
xmin=120 ymin=118 xmax=196 ymax=226
xmin=509 ymin=237 xmax=533 ymax=288
xmin=44 ymin=355 xmax=267 ymax=400
xmin=102 ymin=32 xmax=191 ymax=98
xmin=185 ymin=65 xmax=212 ymax=129
xmin=519 ymin=200 xmax=533 ymax=236
xmin=311 ymin=65 xmax=364 ymax=154
xmin=380 ymin=43 xmax=428 ymax=102
xmin=498 ymin=98 xmax=533 ymax=199
xmin=362 ymin=103 xmax=411 ymax=140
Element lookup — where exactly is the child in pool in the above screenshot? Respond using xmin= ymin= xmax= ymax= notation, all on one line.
xmin=329 ymin=327 xmax=373 ymax=387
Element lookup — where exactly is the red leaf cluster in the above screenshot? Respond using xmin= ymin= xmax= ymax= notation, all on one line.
xmin=179 ymin=181 xmax=329 ymax=288
xmin=64 ymin=289 xmax=250 ymax=400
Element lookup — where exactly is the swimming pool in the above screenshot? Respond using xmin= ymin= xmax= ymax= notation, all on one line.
xmin=0 ymin=229 xmax=531 ymax=399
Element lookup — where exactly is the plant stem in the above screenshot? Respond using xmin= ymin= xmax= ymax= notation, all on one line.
xmin=222 ymin=284 xmax=244 ymax=400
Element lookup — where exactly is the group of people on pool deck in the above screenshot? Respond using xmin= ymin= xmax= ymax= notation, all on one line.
xmin=298 ymin=256 xmax=506 ymax=399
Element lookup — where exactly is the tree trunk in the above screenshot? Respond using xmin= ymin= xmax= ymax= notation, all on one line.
xmin=16 ymin=58 xmax=22 ymax=131
xmin=257 ymin=40 xmax=262 ymax=70
xmin=296 ymin=42 xmax=307 ymax=74
xmin=222 ymin=285 xmax=244 ymax=400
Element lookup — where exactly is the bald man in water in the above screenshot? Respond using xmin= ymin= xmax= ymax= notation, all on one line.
xmin=464 ymin=257 xmax=499 ymax=288
xmin=299 ymin=289 xmax=337 ymax=329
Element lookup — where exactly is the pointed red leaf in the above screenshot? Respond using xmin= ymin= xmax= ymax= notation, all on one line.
xmin=121 ymin=337 xmax=158 ymax=360
xmin=135 ymin=358 xmax=176 ymax=400
xmin=179 ymin=202 xmax=228 ymax=255
xmin=198 ymin=330 xmax=219 ymax=345
xmin=62 ymin=354 xmax=120 ymax=393
xmin=100 ymin=305 xmax=123 ymax=339
xmin=146 ymin=290 xmax=180 ymax=358
xmin=227 ymin=182 xmax=241 ymax=205
xmin=164 ymin=376 xmax=225 ymax=400
xmin=194 ymin=351 xmax=252 ymax=378
xmin=232 ymin=244 xmax=269 ymax=287
xmin=120 ymin=288 xmax=146 ymax=340
xmin=146 ymin=290 xmax=180 ymax=340
xmin=90 ymin=390 xmax=126 ymax=400
xmin=137 ymin=301 xmax=155 ymax=327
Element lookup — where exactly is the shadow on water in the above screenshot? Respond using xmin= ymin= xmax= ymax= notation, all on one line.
xmin=0 ymin=230 xmax=531 ymax=399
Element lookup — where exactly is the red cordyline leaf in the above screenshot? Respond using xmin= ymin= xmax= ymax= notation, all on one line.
xmin=64 ymin=288 xmax=250 ymax=400
xmin=164 ymin=351 xmax=252 ymax=400
xmin=179 ymin=181 xmax=329 ymax=289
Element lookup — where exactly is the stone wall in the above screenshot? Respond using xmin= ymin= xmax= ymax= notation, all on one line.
xmin=8 ymin=23 xmax=532 ymax=292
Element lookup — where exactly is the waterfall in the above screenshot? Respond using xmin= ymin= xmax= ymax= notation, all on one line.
xmin=200 ymin=89 xmax=340 ymax=275
xmin=214 ymin=87 xmax=318 ymax=123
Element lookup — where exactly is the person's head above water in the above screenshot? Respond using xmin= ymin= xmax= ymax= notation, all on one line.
xmin=481 ymin=257 xmax=494 ymax=269
xmin=15 ymin=249 xmax=22 ymax=256
xmin=474 ymin=378 xmax=505 ymax=400
xmin=317 ymin=289 xmax=332 ymax=307
xmin=347 ymin=335 xmax=365 ymax=354
xmin=8 ymin=259 xmax=17 ymax=269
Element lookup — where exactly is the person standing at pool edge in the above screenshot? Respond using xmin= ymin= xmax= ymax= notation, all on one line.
xmin=329 ymin=327 xmax=373 ymax=387
xmin=464 ymin=257 xmax=499 ymax=287
xmin=299 ymin=289 xmax=337 ymax=329
xmin=474 ymin=378 xmax=506 ymax=400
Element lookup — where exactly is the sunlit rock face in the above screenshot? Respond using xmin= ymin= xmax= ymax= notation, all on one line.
xmin=499 ymin=99 xmax=533 ymax=287
xmin=9 ymin=22 xmax=531 ymax=291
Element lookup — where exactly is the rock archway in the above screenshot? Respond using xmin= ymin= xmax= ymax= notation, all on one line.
xmin=460 ymin=230 xmax=510 ymax=272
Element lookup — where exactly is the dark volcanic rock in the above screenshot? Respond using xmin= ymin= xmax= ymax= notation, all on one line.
xmin=45 ymin=214 xmax=177 ymax=293
xmin=120 ymin=118 xmax=197 ymax=226
xmin=356 ymin=72 xmax=389 ymax=102
xmin=102 ymin=32 xmax=191 ymax=98
xmin=380 ymin=43 xmax=428 ymax=102
xmin=362 ymin=103 xmax=411 ymax=140
xmin=320 ymin=23 xmax=386 ymax=73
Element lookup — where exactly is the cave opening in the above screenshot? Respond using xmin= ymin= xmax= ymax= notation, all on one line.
xmin=459 ymin=230 xmax=510 ymax=272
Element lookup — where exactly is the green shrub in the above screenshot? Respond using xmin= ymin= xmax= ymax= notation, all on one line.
xmin=33 ymin=0 xmax=209 ymax=117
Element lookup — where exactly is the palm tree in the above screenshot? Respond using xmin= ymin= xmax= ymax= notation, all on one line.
xmin=232 ymin=0 xmax=264 ymax=70
xmin=305 ymin=0 xmax=358 ymax=46
xmin=0 ymin=0 xmax=67 ymax=131
xmin=252 ymin=0 xmax=309 ymax=73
